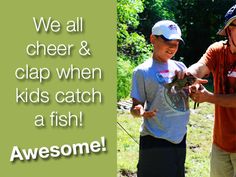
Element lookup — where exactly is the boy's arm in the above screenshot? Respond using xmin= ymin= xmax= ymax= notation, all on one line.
xmin=130 ymin=98 xmax=144 ymax=117
xmin=130 ymin=98 xmax=157 ymax=118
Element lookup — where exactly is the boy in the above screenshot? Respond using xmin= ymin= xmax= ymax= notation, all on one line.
xmin=131 ymin=20 xmax=189 ymax=177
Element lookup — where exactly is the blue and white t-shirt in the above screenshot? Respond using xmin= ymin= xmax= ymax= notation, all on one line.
xmin=131 ymin=58 xmax=190 ymax=143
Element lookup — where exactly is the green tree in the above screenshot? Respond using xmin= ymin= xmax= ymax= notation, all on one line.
xmin=138 ymin=0 xmax=175 ymax=42
xmin=117 ymin=0 xmax=151 ymax=100
xmin=117 ymin=57 xmax=134 ymax=101
xmin=171 ymin=0 xmax=234 ymax=66
xmin=138 ymin=0 xmax=234 ymax=66
xmin=117 ymin=0 xmax=151 ymax=64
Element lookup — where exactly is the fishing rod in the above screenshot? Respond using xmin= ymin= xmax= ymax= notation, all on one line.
xmin=117 ymin=121 xmax=139 ymax=145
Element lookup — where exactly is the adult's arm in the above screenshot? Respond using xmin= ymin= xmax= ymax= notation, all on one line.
xmin=191 ymin=87 xmax=236 ymax=108
xmin=187 ymin=62 xmax=210 ymax=78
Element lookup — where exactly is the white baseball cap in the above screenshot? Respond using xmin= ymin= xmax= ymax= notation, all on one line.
xmin=152 ymin=20 xmax=184 ymax=42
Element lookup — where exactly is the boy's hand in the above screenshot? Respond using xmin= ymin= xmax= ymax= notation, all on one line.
xmin=175 ymin=70 xmax=186 ymax=79
xmin=133 ymin=104 xmax=157 ymax=118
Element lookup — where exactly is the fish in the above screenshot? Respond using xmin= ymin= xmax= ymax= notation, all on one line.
xmin=165 ymin=74 xmax=197 ymax=93
xmin=165 ymin=74 xmax=200 ymax=109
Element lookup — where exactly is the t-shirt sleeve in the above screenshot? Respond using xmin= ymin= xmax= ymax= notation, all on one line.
xmin=198 ymin=42 xmax=221 ymax=72
xmin=177 ymin=61 xmax=187 ymax=71
xmin=130 ymin=69 xmax=146 ymax=103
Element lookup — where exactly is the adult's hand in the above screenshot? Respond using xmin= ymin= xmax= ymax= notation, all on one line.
xmin=189 ymin=84 xmax=212 ymax=103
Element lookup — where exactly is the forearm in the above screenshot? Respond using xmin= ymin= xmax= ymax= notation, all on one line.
xmin=130 ymin=98 xmax=145 ymax=117
xmin=130 ymin=99 xmax=156 ymax=118
xmin=206 ymin=93 xmax=236 ymax=108
xmin=130 ymin=105 xmax=142 ymax=117
xmin=187 ymin=62 xmax=210 ymax=78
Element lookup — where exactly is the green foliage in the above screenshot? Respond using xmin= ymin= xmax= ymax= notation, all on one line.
xmin=137 ymin=0 xmax=235 ymax=65
xmin=117 ymin=0 xmax=151 ymax=63
xmin=117 ymin=112 xmax=141 ymax=173
xmin=117 ymin=0 xmax=152 ymax=100
xmin=138 ymin=0 xmax=175 ymax=41
xmin=170 ymin=0 xmax=234 ymax=66
xmin=121 ymin=32 xmax=152 ymax=64
xmin=117 ymin=57 xmax=134 ymax=101
xmin=117 ymin=0 xmax=143 ymax=29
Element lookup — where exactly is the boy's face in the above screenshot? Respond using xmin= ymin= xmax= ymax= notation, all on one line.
xmin=151 ymin=35 xmax=180 ymax=62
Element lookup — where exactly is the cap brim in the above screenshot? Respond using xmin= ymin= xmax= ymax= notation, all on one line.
xmin=163 ymin=34 xmax=184 ymax=44
xmin=217 ymin=16 xmax=236 ymax=36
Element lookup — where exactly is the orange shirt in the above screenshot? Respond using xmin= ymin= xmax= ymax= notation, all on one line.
xmin=199 ymin=41 xmax=236 ymax=152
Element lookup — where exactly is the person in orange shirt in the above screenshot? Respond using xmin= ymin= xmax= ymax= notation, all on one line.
xmin=187 ymin=4 xmax=236 ymax=177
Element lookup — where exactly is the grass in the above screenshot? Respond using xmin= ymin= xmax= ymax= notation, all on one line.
xmin=117 ymin=111 xmax=141 ymax=173
xmin=117 ymin=101 xmax=214 ymax=177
